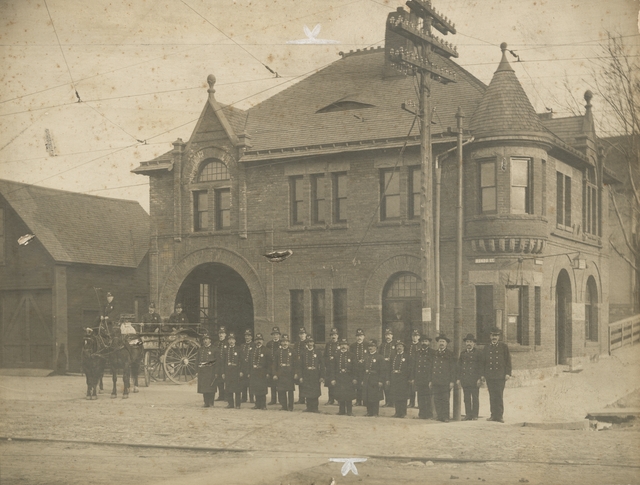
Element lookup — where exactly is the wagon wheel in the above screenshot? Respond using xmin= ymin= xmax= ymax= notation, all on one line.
xmin=142 ymin=350 xmax=164 ymax=387
xmin=163 ymin=337 xmax=200 ymax=384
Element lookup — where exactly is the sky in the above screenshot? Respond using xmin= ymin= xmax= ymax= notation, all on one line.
xmin=1 ymin=0 xmax=638 ymax=211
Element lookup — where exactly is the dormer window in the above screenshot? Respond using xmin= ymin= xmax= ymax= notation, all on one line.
xmin=197 ymin=159 xmax=229 ymax=182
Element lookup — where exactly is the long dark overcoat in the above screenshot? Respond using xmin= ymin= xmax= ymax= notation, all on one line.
xmin=329 ymin=351 xmax=356 ymax=401
xmin=273 ymin=347 xmax=295 ymax=391
xmin=388 ymin=352 xmax=412 ymax=401
xmin=197 ymin=344 xmax=216 ymax=394
xmin=296 ymin=347 xmax=325 ymax=399
xmin=247 ymin=345 xmax=271 ymax=396
xmin=361 ymin=352 xmax=385 ymax=403
xmin=223 ymin=345 xmax=243 ymax=394
xmin=323 ymin=340 xmax=339 ymax=389
xmin=413 ymin=347 xmax=434 ymax=393
xmin=457 ymin=348 xmax=482 ymax=387
xmin=430 ymin=348 xmax=456 ymax=385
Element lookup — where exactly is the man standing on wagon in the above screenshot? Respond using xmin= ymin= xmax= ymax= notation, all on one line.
xmin=246 ymin=334 xmax=270 ymax=410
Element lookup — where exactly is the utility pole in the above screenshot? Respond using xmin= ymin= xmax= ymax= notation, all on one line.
xmin=453 ymin=107 xmax=464 ymax=421
xmin=387 ymin=2 xmax=457 ymax=337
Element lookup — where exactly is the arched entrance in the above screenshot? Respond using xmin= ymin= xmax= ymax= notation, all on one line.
xmin=585 ymin=276 xmax=598 ymax=342
xmin=382 ymin=272 xmax=422 ymax=343
xmin=176 ymin=263 xmax=254 ymax=338
xmin=555 ymin=269 xmax=572 ymax=364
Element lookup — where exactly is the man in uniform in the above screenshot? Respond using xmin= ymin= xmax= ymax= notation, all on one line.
xmin=323 ymin=328 xmax=340 ymax=405
xmin=295 ymin=336 xmax=325 ymax=413
xmin=457 ymin=333 xmax=482 ymax=420
xmin=273 ymin=334 xmax=295 ymax=411
xmin=196 ymin=333 xmax=216 ymax=407
xmin=429 ymin=334 xmax=456 ymax=422
xmin=480 ymin=327 xmax=512 ymax=423
xmin=293 ymin=327 xmax=309 ymax=404
xmin=350 ymin=328 xmax=367 ymax=406
xmin=166 ymin=303 xmax=188 ymax=332
xmin=329 ymin=339 xmax=357 ymax=416
xmin=361 ymin=339 xmax=385 ymax=417
xmin=408 ymin=329 xmax=422 ymax=407
xmin=239 ymin=329 xmax=254 ymax=404
xmin=141 ymin=302 xmax=162 ymax=332
xmin=246 ymin=334 xmax=270 ymax=410
xmin=414 ymin=337 xmax=434 ymax=419
xmin=387 ymin=340 xmax=412 ymax=418
xmin=378 ymin=328 xmax=396 ymax=407
xmin=99 ymin=291 xmax=119 ymax=331
xmin=212 ymin=326 xmax=228 ymax=401
xmin=222 ymin=333 xmax=243 ymax=409
xmin=266 ymin=326 xmax=282 ymax=405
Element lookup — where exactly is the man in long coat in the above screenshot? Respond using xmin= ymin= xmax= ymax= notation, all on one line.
xmin=266 ymin=326 xmax=281 ymax=405
xmin=246 ymin=333 xmax=270 ymax=410
xmin=349 ymin=328 xmax=367 ymax=406
xmin=222 ymin=333 xmax=243 ymax=409
xmin=429 ymin=334 xmax=456 ymax=422
xmin=414 ymin=337 xmax=434 ymax=419
xmin=378 ymin=328 xmax=397 ymax=407
xmin=295 ymin=336 xmax=325 ymax=413
xmin=239 ymin=329 xmax=254 ymax=404
xmin=293 ymin=327 xmax=309 ymax=404
xmin=329 ymin=339 xmax=357 ymax=416
xmin=387 ymin=340 xmax=413 ymax=418
xmin=212 ymin=326 xmax=228 ymax=401
xmin=361 ymin=339 xmax=385 ymax=417
xmin=480 ymin=326 xmax=512 ymax=423
xmin=323 ymin=327 xmax=340 ymax=405
xmin=457 ymin=333 xmax=482 ymax=420
xmin=273 ymin=334 xmax=296 ymax=411
xmin=407 ymin=329 xmax=422 ymax=407
xmin=196 ymin=334 xmax=216 ymax=407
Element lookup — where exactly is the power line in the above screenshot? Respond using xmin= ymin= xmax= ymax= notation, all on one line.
xmin=43 ymin=0 xmax=80 ymax=102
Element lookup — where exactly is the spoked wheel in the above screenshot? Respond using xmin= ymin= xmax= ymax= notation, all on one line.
xmin=163 ymin=337 xmax=200 ymax=384
xmin=143 ymin=350 xmax=164 ymax=387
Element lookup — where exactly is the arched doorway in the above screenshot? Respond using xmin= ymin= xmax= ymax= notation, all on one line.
xmin=382 ymin=272 xmax=422 ymax=343
xmin=555 ymin=269 xmax=572 ymax=364
xmin=176 ymin=263 xmax=254 ymax=338
xmin=585 ymin=276 xmax=598 ymax=342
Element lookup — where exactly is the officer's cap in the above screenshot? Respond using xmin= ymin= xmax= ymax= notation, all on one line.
xmin=412 ymin=329 xmax=421 ymax=336
xmin=330 ymin=328 xmax=339 ymax=336
xmin=175 ymin=303 xmax=183 ymax=309
xmin=281 ymin=334 xmax=290 ymax=342
xmin=436 ymin=334 xmax=450 ymax=343
xmin=271 ymin=326 xmax=281 ymax=335
xmin=244 ymin=329 xmax=253 ymax=336
xmin=368 ymin=339 xmax=378 ymax=347
xmin=384 ymin=328 xmax=393 ymax=335
xmin=489 ymin=327 xmax=502 ymax=335
xmin=218 ymin=326 xmax=227 ymax=334
xmin=355 ymin=328 xmax=365 ymax=337
xmin=254 ymin=333 xmax=264 ymax=341
xmin=421 ymin=336 xmax=432 ymax=343
xmin=463 ymin=333 xmax=476 ymax=342
xmin=396 ymin=340 xmax=405 ymax=347
xmin=149 ymin=302 xmax=156 ymax=309
xmin=306 ymin=336 xmax=315 ymax=343
xmin=339 ymin=338 xmax=349 ymax=346
xmin=227 ymin=333 xmax=236 ymax=340
xmin=298 ymin=327 xmax=307 ymax=335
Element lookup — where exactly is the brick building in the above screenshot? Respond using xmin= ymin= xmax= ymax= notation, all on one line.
xmin=0 ymin=180 xmax=150 ymax=372
xmin=134 ymin=33 xmax=629 ymax=371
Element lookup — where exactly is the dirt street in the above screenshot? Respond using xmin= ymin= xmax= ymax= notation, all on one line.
xmin=1 ymin=347 xmax=639 ymax=485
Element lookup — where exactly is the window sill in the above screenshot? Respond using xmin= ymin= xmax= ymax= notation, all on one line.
xmin=191 ymin=229 xmax=233 ymax=236
xmin=287 ymin=223 xmax=350 ymax=232
xmin=471 ymin=214 xmax=547 ymax=222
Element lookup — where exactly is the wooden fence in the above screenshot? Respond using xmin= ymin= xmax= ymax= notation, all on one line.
xmin=609 ymin=314 xmax=640 ymax=354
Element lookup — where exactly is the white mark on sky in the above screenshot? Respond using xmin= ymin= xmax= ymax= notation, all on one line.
xmin=287 ymin=24 xmax=340 ymax=45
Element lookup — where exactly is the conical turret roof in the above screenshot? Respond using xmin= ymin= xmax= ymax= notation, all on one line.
xmin=470 ymin=43 xmax=547 ymax=139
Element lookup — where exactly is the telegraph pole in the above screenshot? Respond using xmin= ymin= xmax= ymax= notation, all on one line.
xmin=453 ymin=107 xmax=464 ymax=421
xmin=387 ymin=2 xmax=457 ymax=337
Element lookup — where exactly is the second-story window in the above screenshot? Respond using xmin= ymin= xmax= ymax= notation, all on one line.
xmin=511 ymin=158 xmax=531 ymax=214
xmin=291 ymin=176 xmax=305 ymax=225
xmin=409 ymin=166 xmax=421 ymax=219
xmin=333 ymin=172 xmax=347 ymax=223
xmin=198 ymin=159 xmax=229 ymax=182
xmin=380 ymin=169 xmax=400 ymax=220
xmin=480 ymin=160 xmax=497 ymax=213
xmin=215 ymin=188 xmax=230 ymax=230
xmin=311 ymin=174 xmax=325 ymax=224
xmin=556 ymin=171 xmax=572 ymax=228
xmin=194 ymin=190 xmax=209 ymax=231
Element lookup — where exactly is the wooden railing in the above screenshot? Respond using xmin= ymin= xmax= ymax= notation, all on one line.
xmin=609 ymin=314 xmax=640 ymax=354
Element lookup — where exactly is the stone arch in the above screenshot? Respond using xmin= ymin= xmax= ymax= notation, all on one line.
xmin=158 ymin=247 xmax=266 ymax=322
xmin=185 ymin=145 xmax=236 ymax=184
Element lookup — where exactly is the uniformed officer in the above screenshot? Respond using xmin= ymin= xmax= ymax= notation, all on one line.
xmin=213 ymin=326 xmax=228 ymax=401
xmin=141 ymin=302 xmax=162 ymax=331
xmin=240 ymin=329 xmax=254 ymax=403
xmin=266 ymin=326 xmax=282 ymax=405
xmin=329 ymin=339 xmax=357 ymax=416
xmin=387 ymin=340 xmax=413 ymax=418
xmin=196 ymin=333 xmax=216 ymax=407
xmin=457 ymin=333 xmax=482 ymax=420
xmin=378 ymin=328 xmax=397 ymax=407
xmin=293 ymin=327 xmax=309 ymax=404
xmin=166 ymin=303 xmax=188 ymax=332
xmin=429 ymin=334 xmax=456 ymax=422
xmin=361 ymin=340 xmax=385 ymax=417
xmin=273 ymin=334 xmax=295 ymax=411
xmin=408 ymin=329 xmax=422 ymax=407
xmin=480 ymin=327 xmax=512 ymax=423
xmin=246 ymin=334 xmax=270 ymax=410
xmin=222 ymin=333 xmax=243 ymax=409
xmin=414 ymin=337 xmax=434 ymax=419
xmin=296 ymin=336 xmax=325 ymax=413
xmin=349 ymin=328 xmax=367 ymax=406
xmin=99 ymin=291 xmax=119 ymax=332
xmin=323 ymin=328 xmax=340 ymax=405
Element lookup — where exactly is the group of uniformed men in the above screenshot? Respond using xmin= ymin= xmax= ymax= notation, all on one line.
xmin=196 ymin=324 xmax=512 ymax=422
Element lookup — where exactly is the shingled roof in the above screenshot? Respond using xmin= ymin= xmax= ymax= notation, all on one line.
xmin=0 ymin=179 xmax=149 ymax=268
xmin=470 ymin=43 xmax=548 ymax=140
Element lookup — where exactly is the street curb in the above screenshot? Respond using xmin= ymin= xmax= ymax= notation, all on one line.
xmin=519 ymin=419 xmax=590 ymax=430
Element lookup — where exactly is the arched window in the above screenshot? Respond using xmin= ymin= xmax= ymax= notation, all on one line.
xmin=382 ymin=273 xmax=422 ymax=342
xmin=585 ymin=276 xmax=598 ymax=342
xmin=197 ymin=159 xmax=229 ymax=182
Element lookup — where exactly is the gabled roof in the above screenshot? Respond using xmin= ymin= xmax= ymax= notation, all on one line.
xmin=0 ymin=179 xmax=149 ymax=268
xmin=470 ymin=43 xmax=547 ymax=140
xmin=542 ymin=115 xmax=584 ymax=147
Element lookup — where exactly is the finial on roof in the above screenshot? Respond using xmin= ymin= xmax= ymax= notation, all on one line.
xmin=584 ymin=90 xmax=593 ymax=107
xmin=207 ymin=74 xmax=216 ymax=94
xmin=496 ymin=42 xmax=514 ymax=73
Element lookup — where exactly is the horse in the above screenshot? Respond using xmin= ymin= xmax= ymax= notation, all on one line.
xmin=81 ymin=329 xmax=105 ymax=400
xmin=96 ymin=322 xmax=144 ymax=398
